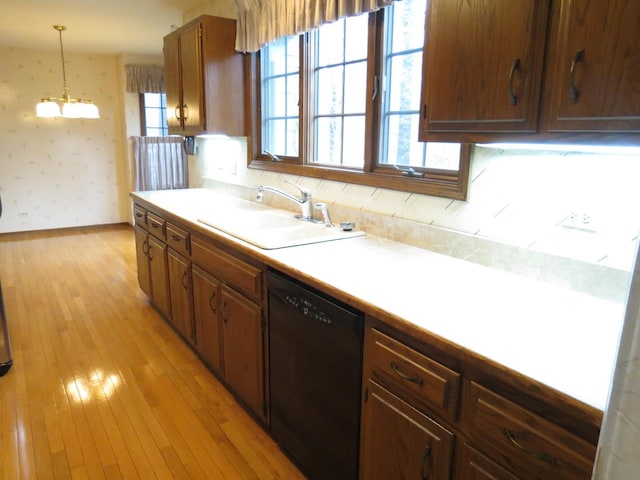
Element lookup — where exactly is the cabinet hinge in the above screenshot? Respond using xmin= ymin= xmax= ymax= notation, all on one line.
xmin=421 ymin=104 xmax=427 ymax=119
xmin=260 ymin=318 xmax=266 ymax=332
xmin=364 ymin=387 xmax=369 ymax=403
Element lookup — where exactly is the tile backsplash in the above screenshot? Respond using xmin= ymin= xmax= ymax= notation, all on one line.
xmin=191 ymin=137 xmax=640 ymax=302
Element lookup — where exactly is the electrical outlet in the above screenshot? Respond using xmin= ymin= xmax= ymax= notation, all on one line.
xmin=560 ymin=211 xmax=596 ymax=233
xmin=19 ymin=212 xmax=29 ymax=217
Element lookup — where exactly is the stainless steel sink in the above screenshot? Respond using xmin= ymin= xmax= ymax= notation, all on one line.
xmin=198 ymin=206 xmax=364 ymax=249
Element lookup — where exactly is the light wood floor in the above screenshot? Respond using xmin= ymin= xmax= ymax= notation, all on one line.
xmin=0 ymin=224 xmax=305 ymax=480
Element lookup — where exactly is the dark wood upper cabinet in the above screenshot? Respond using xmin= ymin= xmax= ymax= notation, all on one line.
xmin=163 ymin=15 xmax=245 ymax=136
xmin=419 ymin=0 xmax=550 ymax=137
xmin=543 ymin=0 xmax=640 ymax=133
xmin=419 ymin=0 xmax=640 ymax=141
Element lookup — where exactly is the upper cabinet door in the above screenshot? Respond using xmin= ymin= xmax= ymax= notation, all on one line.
xmin=419 ymin=0 xmax=550 ymax=139
xmin=544 ymin=0 xmax=640 ymax=132
xmin=179 ymin=23 xmax=205 ymax=133
xmin=163 ymin=33 xmax=182 ymax=131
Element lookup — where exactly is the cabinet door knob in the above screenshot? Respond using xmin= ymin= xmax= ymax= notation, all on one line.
xmin=182 ymin=104 xmax=189 ymax=120
xmin=569 ymin=49 xmax=585 ymax=103
xmin=508 ymin=58 xmax=521 ymax=106
xmin=174 ymin=105 xmax=181 ymax=120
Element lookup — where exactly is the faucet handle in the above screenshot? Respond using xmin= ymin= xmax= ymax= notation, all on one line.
xmin=315 ymin=202 xmax=333 ymax=227
xmin=285 ymin=180 xmax=311 ymax=199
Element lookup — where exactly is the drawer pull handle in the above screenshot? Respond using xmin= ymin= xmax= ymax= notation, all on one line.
xmin=421 ymin=445 xmax=432 ymax=480
xmin=503 ymin=428 xmax=559 ymax=466
xmin=390 ymin=362 xmax=424 ymax=386
xmin=150 ymin=223 xmax=159 ymax=229
xmin=171 ymin=234 xmax=181 ymax=242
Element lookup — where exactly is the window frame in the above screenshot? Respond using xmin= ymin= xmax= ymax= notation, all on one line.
xmin=245 ymin=8 xmax=471 ymax=200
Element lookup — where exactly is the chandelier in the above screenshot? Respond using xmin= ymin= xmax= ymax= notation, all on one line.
xmin=35 ymin=25 xmax=100 ymax=119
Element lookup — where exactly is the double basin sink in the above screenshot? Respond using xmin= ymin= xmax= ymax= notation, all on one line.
xmin=197 ymin=200 xmax=364 ymax=249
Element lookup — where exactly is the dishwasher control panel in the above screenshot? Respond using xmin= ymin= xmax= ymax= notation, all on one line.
xmin=285 ymin=294 xmax=332 ymax=325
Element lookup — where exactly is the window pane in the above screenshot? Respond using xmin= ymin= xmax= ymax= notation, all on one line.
xmin=287 ymin=74 xmax=299 ymax=116
xmin=145 ymin=108 xmax=163 ymax=128
xmin=386 ymin=113 xmax=420 ymax=165
xmin=286 ymin=119 xmax=299 ymax=156
xmin=391 ymin=0 xmax=426 ymax=52
xmin=267 ymin=76 xmax=286 ymax=117
xmin=316 ymin=117 xmax=342 ymax=165
xmin=142 ymin=93 xmax=168 ymax=136
xmin=344 ymin=62 xmax=367 ymax=114
xmin=261 ymin=35 xmax=300 ymax=156
xmin=312 ymin=15 xmax=369 ymax=166
xmin=317 ymin=20 xmax=345 ymax=66
xmin=264 ymin=119 xmax=286 ymax=153
xmin=345 ymin=14 xmax=369 ymax=62
xmin=425 ymin=143 xmax=461 ymax=170
xmin=144 ymin=93 xmax=161 ymax=108
xmin=342 ymin=116 xmax=365 ymax=167
xmin=388 ymin=52 xmax=423 ymax=111
xmin=379 ymin=0 xmax=460 ymax=171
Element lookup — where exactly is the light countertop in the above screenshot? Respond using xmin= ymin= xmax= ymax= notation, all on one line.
xmin=131 ymin=188 xmax=625 ymax=411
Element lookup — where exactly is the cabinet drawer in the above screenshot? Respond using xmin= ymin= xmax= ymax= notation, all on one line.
xmin=133 ymin=205 xmax=147 ymax=229
xmin=146 ymin=212 xmax=166 ymax=240
xmin=465 ymin=382 xmax=595 ymax=480
xmin=191 ymin=236 xmax=262 ymax=302
xmin=166 ymin=222 xmax=190 ymax=257
xmin=367 ymin=329 xmax=460 ymax=421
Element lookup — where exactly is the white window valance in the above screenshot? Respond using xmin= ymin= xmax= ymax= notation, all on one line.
xmin=234 ymin=0 xmax=397 ymax=53
xmin=125 ymin=65 xmax=165 ymax=94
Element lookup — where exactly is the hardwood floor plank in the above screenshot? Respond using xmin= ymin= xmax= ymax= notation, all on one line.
xmin=0 ymin=225 xmax=305 ymax=480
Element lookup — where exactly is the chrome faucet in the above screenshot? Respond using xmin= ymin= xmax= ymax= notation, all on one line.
xmin=256 ymin=180 xmax=313 ymax=221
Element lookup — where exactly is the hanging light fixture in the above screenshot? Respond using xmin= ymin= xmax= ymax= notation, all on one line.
xmin=35 ymin=25 xmax=100 ymax=119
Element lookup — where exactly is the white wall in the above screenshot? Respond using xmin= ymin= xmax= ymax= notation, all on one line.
xmin=594 ymin=246 xmax=640 ymax=478
xmin=0 ymin=46 xmax=128 ymax=232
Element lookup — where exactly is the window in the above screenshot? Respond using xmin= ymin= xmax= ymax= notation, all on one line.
xmin=312 ymin=15 xmax=369 ymax=168
xmin=250 ymin=0 xmax=470 ymax=199
xmin=380 ymin=0 xmax=461 ymax=171
xmin=261 ymin=36 xmax=300 ymax=157
xmin=140 ymin=93 xmax=168 ymax=136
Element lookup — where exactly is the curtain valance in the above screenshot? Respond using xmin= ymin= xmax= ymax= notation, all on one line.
xmin=125 ymin=65 xmax=165 ymax=94
xmin=234 ymin=0 xmax=396 ymax=53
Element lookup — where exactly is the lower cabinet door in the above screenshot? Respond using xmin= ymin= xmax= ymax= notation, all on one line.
xmin=167 ymin=249 xmax=194 ymax=344
xmin=360 ymin=379 xmax=454 ymax=480
xmin=456 ymin=443 xmax=520 ymax=480
xmin=192 ymin=265 xmax=223 ymax=374
xmin=221 ymin=284 xmax=264 ymax=418
xmin=134 ymin=226 xmax=151 ymax=297
xmin=148 ymin=235 xmax=170 ymax=318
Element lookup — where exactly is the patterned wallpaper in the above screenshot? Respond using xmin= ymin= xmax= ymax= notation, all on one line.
xmin=0 ymin=46 xmax=128 ymax=233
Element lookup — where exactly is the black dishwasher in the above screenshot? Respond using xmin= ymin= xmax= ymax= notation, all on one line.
xmin=268 ymin=270 xmax=364 ymax=480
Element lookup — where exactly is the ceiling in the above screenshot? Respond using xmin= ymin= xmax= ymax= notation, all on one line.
xmin=0 ymin=0 xmax=207 ymax=56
